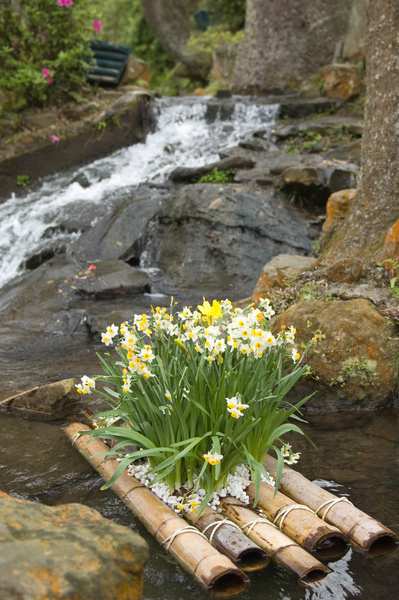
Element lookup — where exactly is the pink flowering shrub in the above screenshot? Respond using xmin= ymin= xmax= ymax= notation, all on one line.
xmin=0 ymin=0 xmax=99 ymax=108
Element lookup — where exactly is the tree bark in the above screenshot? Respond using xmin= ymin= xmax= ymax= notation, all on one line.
xmin=322 ymin=0 xmax=399 ymax=263
xmin=233 ymin=0 xmax=351 ymax=94
xmin=141 ymin=0 xmax=207 ymax=75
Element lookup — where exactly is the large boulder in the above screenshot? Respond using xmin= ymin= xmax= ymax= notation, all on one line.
xmin=140 ymin=183 xmax=317 ymax=299
xmin=0 ymin=491 xmax=149 ymax=600
xmin=273 ymin=298 xmax=399 ymax=411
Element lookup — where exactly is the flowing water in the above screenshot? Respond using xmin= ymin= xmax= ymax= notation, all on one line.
xmin=0 ymin=96 xmax=398 ymax=599
xmin=0 ymin=96 xmax=278 ymax=288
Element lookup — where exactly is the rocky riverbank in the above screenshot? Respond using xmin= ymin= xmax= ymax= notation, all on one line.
xmin=0 ymin=93 xmax=398 ymax=412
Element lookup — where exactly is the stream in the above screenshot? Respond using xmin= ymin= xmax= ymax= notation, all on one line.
xmin=0 ymin=95 xmax=398 ymax=600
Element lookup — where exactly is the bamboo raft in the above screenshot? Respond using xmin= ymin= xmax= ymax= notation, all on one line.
xmin=65 ymin=423 xmax=398 ymax=596
xmin=263 ymin=455 xmax=398 ymax=556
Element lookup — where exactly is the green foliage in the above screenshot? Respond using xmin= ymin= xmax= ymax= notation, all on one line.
xmin=16 ymin=174 xmax=30 ymax=187
xmin=186 ymin=26 xmax=244 ymax=62
xmin=203 ymin=0 xmax=246 ymax=32
xmin=198 ymin=167 xmax=237 ymax=183
xmin=0 ymin=0 xmax=97 ymax=110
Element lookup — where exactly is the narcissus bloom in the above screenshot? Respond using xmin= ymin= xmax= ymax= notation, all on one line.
xmin=203 ymin=451 xmax=223 ymax=465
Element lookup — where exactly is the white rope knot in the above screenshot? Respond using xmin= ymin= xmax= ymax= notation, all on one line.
xmin=202 ymin=519 xmax=241 ymax=544
xmin=70 ymin=432 xmax=81 ymax=446
xmin=273 ymin=504 xmax=315 ymax=530
xmin=161 ymin=526 xmax=208 ymax=551
xmin=241 ymin=518 xmax=277 ymax=535
xmin=315 ymin=496 xmax=353 ymax=521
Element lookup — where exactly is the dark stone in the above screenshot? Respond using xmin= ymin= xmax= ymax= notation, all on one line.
xmin=324 ymin=139 xmax=362 ymax=164
xmin=73 ymin=261 xmax=149 ymax=298
xmin=238 ymin=137 xmax=279 ymax=152
xmin=278 ymin=98 xmax=342 ymax=120
xmin=272 ymin=116 xmax=363 ymax=140
xmin=140 ymin=183 xmax=314 ymax=299
xmin=0 ymin=491 xmax=149 ymax=600
xmin=169 ymin=155 xmax=255 ymax=183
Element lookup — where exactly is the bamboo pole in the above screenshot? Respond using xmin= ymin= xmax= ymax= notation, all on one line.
xmin=219 ymin=498 xmax=331 ymax=585
xmin=64 ymin=423 xmax=250 ymax=598
xmin=246 ymin=481 xmax=349 ymax=559
xmin=185 ymin=504 xmax=270 ymax=572
xmin=264 ymin=454 xmax=398 ymax=556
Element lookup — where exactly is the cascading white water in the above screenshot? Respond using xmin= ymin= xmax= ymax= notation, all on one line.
xmin=0 ymin=96 xmax=279 ymax=288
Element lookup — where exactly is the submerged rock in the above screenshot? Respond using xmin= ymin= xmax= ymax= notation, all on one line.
xmin=0 ymin=379 xmax=80 ymax=421
xmin=0 ymin=491 xmax=149 ymax=600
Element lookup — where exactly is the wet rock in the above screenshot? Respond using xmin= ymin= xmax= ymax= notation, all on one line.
xmin=322 ymin=189 xmax=357 ymax=231
xmin=273 ymin=298 xmax=399 ymax=410
xmin=272 ymin=117 xmax=363 ymax=141
xmin=169 ymin=155 xmax=255 ymax=183
xmin=319 ymin=64 xmax=362 ymax=101
xmin=238 ymin=137 xmax=279 ymax=152
xmin=140 ymin=184 xmax=315 ymax=299
xmin=279 ymin=163 xmax=357 ymax=206
xmin=0 ymin=491 xmax=149 ymax=600
xmin=327 ymin=258 xmax=363 ymax=283
xmin=269 ymin=153 xmax=303 ymax=174
xmin=323 ymin=139 xmax=362 ymax=164
xmin=252 ymin=254 xmax=318 ymax=304
xmin=0 ymin=379 xmax=80 ymax=421
xmin=73 ymin=261 xmax=149 ymax=298
xmin=71 ymin=187 xmax=163 ymax=262
xmin=278 ymin=98 xmax=342 ymax=120
xmin=234 ymin=168 xmax=274 ymax=186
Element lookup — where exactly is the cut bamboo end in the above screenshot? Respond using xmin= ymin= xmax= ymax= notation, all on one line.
xmin=247 ymin=482 xmax=349 ymax=559
xmin=219 ymin=498 xmax=331 ymax=585
xmin=64 ymin=423 xmax=250 ymax=598
xmin=263 ymin=455 xmax=398 ymax=556
xmin=185 ymin=505 xmax=270 ymax=572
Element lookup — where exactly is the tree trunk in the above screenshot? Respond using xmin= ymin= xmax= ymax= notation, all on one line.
xmin=141 ymin=0 xmax=207 ymax=75
xmin=233 ymin=0 xmax=351 ymax=94
xmin=322 ymin=0 xmax=399 ymax=263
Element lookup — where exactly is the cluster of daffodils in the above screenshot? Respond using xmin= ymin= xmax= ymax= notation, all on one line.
xmin=78 ymin=296 xmax=311 ymax=507
xmin=281 ymin=443 xmax=301 ymax=465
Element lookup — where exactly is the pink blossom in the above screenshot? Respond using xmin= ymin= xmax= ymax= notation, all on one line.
xmin=42 ymin=68 xmax=50 ymax=78
xmin=93 ymin=19 xmax=103 ymax=35
xmin=41 ymin=35 xmax=46 ymax=41
xmin=47 ymin=76 xmax=53 ymax=85
xmin=58 ymin=0 xmax=73 ymax=7
xmin=52 ymin=135 xmax=59 ymax=143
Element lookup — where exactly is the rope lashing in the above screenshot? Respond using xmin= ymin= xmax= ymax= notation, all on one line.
xmin=161 ymin=526 xmax=208 ymax=551
xmin=70 ymin=432 xmax=81 ymax=446
xmin=241 ymin=517 xmax=277 ymax=535
xmin=315 ymin=496 xmax=353 ymax=521
xmin=273 ymin=504 xmax=315 ymax=530
xmin=202 ymin=519 xmax=241 ymax=544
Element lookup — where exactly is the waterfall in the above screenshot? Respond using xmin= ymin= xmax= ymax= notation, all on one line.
xmin=0 ymin=96 xmax=279 ymax=288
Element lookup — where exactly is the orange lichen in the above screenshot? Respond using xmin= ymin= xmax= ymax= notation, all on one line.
xmin=323 ymin=189 xmax=357 ymax=231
